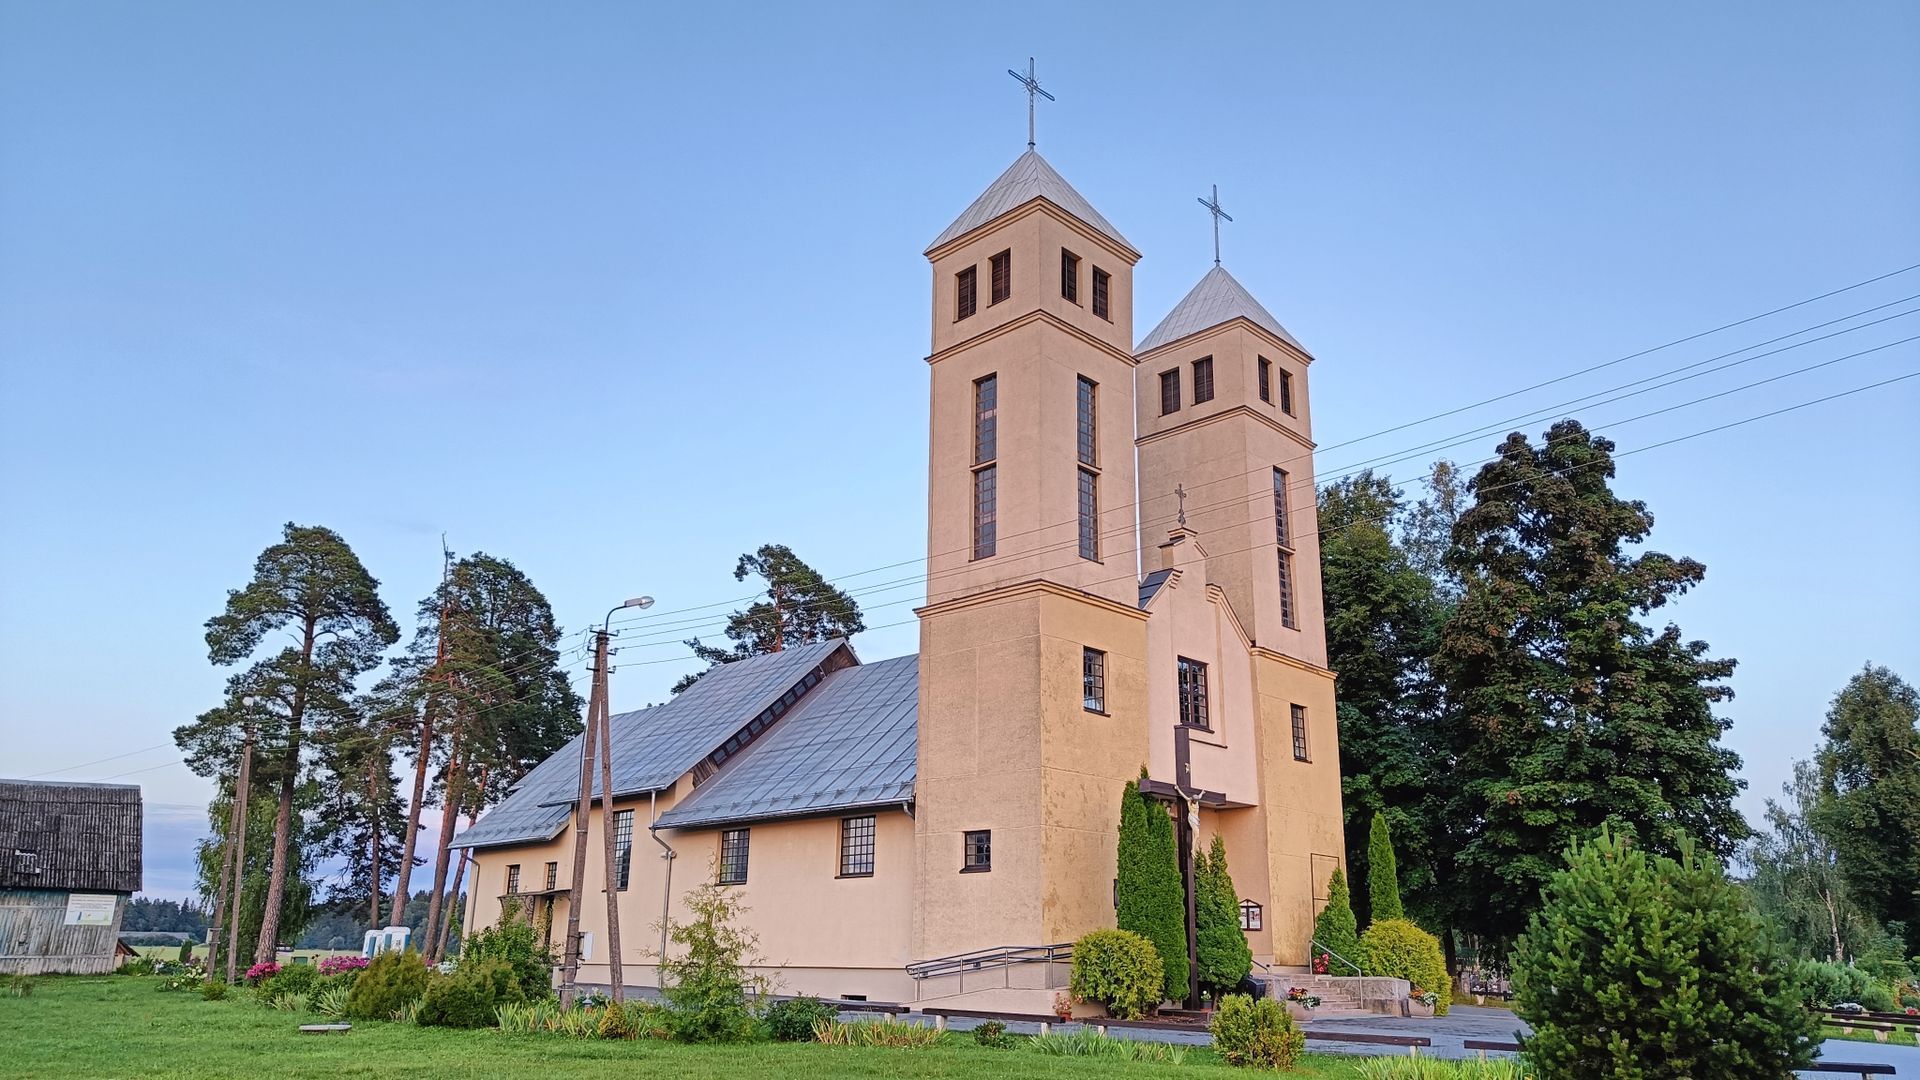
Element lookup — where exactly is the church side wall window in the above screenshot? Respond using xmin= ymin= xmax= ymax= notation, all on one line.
xmin=1083 ymin=647 xmax=1106 ymax=713
xmin=613 ymin=809 xmax=635 ymax=890
xmin=1177 ymin=657 xmax=1210 ymax=730
xmin=1060 ymin=249 xmax=1079 ymax=303
xmin=1275 ymin=468 xmax=1298 ymax=629
xmin=718 ymin=828 xmax=750 ymax=885
xmin=972 ymin=374 xmax=998 ymax=560
xmin=989 ymin=249 xmax=1011 ymax=305
xmin=962 ymin=830 xmax=992 ymax=872
xmin=1279 ymin=368 xmax=1295 ymax=415
xmin=1160 ymin=369 xmax=1181 ymax=416
xmin=1258 ymin=357 xmax=1273 ymax=403
xmin=974 ymin=374 xmax=997 ymax=464
xmin=956 ymin=265 xmax=977 ymax=320
xmin=1192 ymin=356 xmax=1215 ymax=404
xmin=1291 ymin=704 xmax=1310 ymax=762
xmin=506 ymin=864 xmax=520 ymax=894
xmin=1092 ymin=267 xmax=1111 ymax=320
xmin=973 ymin=467 xmax=997 ymax=560
xmin=839 ymin=815 xmax=876 ymax=877
xmin=1076 ymin=376 xmax=1097 ymax=466
xmin=1077 ymin=469 xmax=1099 ymax=561
xmin=544 ymin=861 xmax=558 ymax=891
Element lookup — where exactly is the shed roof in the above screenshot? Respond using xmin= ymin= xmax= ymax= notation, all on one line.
xmin=655 ymin=654 xmax=918 ymax=830
xmin=928 ymin=149 xmax=1133 ymax=254
xmin=1137 ymin=265 xmax=1305 ymax=354
xmin=0 ymin=779 xmax=142 ymax=893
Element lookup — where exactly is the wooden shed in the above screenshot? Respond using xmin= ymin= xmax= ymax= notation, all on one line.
xmin=1 ymin=779 xmax=143 ymax=975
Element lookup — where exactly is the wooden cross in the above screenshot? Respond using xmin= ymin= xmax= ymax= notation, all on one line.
xmin=1007 ymin=57 xmax=1054 ymax=150
xmin=1196 ymin=184 xmax=1233 ymax=266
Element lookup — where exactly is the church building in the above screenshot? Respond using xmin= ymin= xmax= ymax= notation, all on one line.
xmin=454 ymin=137 xmax=1346 ymax=1007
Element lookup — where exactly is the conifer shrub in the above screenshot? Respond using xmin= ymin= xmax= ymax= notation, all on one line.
xmin=1209 ymin=993 xmax=1305 ymax=1069
xmin=1512 ymin=828 xmax=1821 ymax=1079
xmin=764 ymin=995 xmax=837 ymax=1042
xmin=1196 ymin=835 xmax=1253 ymax=1000
xmin=417 ymin=958 xmax=525 ymax=1029
xmin=344 ymin=949 xmax=428 ymax=1021
xmin=1313 ymin=866 xmax=1361 ymax=969
xmin=1367 ymin=814 xmax=1405 ymax=924
xmin=1069 ymin=928 xmax=1164 ymax=1019
xmin=1116 ymin=773 xmax=1189 ymax=1003
xmin=1359 ymin=919 xmax=1451 ymax=1016
xmin=596 ymin=999 xmax=637 ymax=1039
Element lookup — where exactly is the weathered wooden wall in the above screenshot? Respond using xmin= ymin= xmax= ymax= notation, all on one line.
xmin=0 ymin=888 xmax=127 ymax=975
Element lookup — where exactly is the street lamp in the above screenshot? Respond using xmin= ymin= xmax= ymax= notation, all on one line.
xmin=605 ymin=595 xmax=654 ymax=630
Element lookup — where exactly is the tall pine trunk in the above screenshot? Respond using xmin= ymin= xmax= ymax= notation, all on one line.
xmin=421 ymin=741 xmax=464 ymax=963
xmin=253 ymin=618 xmax=315 ymax=964
xmin=387 ymin=699 xmax=435 ymax=928
xmin=432 ymin=769 xmax=484 ymax=960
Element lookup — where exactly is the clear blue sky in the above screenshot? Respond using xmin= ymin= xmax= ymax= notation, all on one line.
xmin=3 ymin=2 xmax=1915 ymax=896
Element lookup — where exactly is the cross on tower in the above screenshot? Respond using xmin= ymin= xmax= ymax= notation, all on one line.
xmin=1006 ymin=57 xmax=1055 ymax=150
xmin=1196 ymin=184 xmax=1233 ymax=267
xmin=1175 ymin=484 xmax=1189 ymax=527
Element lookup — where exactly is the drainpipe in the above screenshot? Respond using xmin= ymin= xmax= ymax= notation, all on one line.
xmin=648 ymin=790 xmax=675 ymax=986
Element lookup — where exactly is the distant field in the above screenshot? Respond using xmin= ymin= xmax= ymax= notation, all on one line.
xmin=0 ymin=975 xmax=1373 ymax=1080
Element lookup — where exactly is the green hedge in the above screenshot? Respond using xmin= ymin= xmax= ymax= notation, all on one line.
xmin=1359 ymin=918 xmax=1451 ymax=1016
xmin=1070 ymin=929 xmax=1164 ymax=1019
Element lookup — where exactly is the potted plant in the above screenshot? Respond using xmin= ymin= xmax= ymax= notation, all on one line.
xmin=1284 ymin=986 xmax=1321 ymax=1021
xmin=1408 ymin=987 xmax=1438 ymax=1018
xmin=1053 ymin=992 xmax=1075 ymax=1023
xmin=1311 ymin=952 xmax=1331 ymax=975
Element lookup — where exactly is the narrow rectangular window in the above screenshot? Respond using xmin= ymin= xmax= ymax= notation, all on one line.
xmin=840 ymin=815 xmax=876 ymax=877
xmin=956 ymin=266 xmax=977 ymax=320
xmin=1177 ymin=657 xmax=1210 ymax=730
xmin=1077 ymin=468 xmax=1099 ymax=561
xmin=1273 ymin=468 xmax=1291 ymax=550
xmin=1240 ymin=899 xmax=1263 ymax=931
xmin=1291 ymin=704 xmax=1310 ymax=761
xmin=1083 ymin=647 xmax=1106 ymax=712
xmin=963 ymin=830 xmax=992 ymax=872
xmin=1279 ymin=368 xmax=1294 ymax=415
xmin=718 ymin=828 xmax=750 ymax=885
xmin=1278 ymin=550 xmax=1298 ymax=629
xmin=973 ymin=374 xmax=997 ymax=465
xmin=972 ymin=465 xmax=997 ymax=559
xmin=1092 ymin=267 xmax=1111 ymax=319
xmin=1192 ymin=356 xmax=1215 ymax=404
xmin=990 ymin=249 xmax=1011 ymax=304
xmin=1258 ymin=357 xmax=1272 ymax=403
xmin=1060 ymin=249 xmax=1079 ymax=303
xmin=544 ymin=861 xmax=558 ymax=891
xmin=1159 ymin=369 xmax=1181 ymax=416
xmin=613 ymin=809 xmax=635 ymax=890
xmin=1076 ymin=376 xmax=1097 ymax=466
xmin=506 ymin=864 xmax=520 ymax=894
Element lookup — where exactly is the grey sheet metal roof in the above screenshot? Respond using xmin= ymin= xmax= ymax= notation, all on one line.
xmin=1137 ymin=265 xmax=1306 ymax=354
xmin=928 ymin=149 xmax=1133 ymax=253
xmin=654 ymin=654 xmax=918 ymax=831
xmin=1138 ymin=568 xmax=1176 ymax=609
xmin=0 ymin=779 xmax=143 ymax=893
xmin=451 ymin=639 xmax=850 ymax=850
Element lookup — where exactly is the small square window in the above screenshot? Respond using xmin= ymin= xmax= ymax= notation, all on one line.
xmin=1159 ymin=369 xmax=1181 ymax=416
xmin=956 ymin=266 xmax=978 ymax=320
xmin=962 ymin=830 xmax=992 ymax=872
xmin=12 ymin=849 xmax=39 ymax=875
xmin=1240 ymin=899 xmax=1263 ymax=931
xmin=1192 ymin=356 xmax=1215 ymax=404
xmin=718 ymin=828 xmax=750 ymax=885
xmin=1083 ymin=647 xmax=1106 ymax=712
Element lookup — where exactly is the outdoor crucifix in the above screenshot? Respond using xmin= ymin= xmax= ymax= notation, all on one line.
xmin=1197 ymin=184 xmax=1232 ymax=267
xmin=1007 ymin=56 xmax=1054 ymax=150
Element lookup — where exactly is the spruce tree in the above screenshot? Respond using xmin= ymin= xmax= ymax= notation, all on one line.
xmin=1312 ymin=867 xmax=1359 ymax=966
xmin=1195 ymin=835 xmax=1252 ymax=998
xmin=1366 ymin=814 xmax=1404 ymax=925
xmin=1115 ymin=775 xmax=1187 ymax=1005
xmin=1513 ymin=829 xmax=1820 ymax=1079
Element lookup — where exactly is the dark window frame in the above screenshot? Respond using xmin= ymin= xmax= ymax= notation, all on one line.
xmin=1076 ymin=375 xmax=1097 ymax=466
xmin=962 ymin=829 xmax=993 ymax=872
xmin=973 ymin=374 xmax=997 ymax=465
xmin=505 ymin=864 xmax=520 ymax=894
xmin=839 ymin=815 xmax=876 ymax=878
xmin=972 ymin=464 xmax=997 ymax=560
xmin=1192 ymin=356 xmax=1215 ymax=404
xmin=544 ymin=861 xmax=558 ymax=892
xmin=1060 ymin=249 xmax=1080 ymax=303
xmin=1159 ymin=369 xmax=1181 ymax=416
xmin=718 ymin=828 xmax=750 ymax=885
xmin=1177 ymin=656 xmax=1210 ymax=731
xmin=1278 ymin=549 xmax=1298 ymax=629
xmin=1291 ymin=704 xmax=1310 ymax=762
xmin=1077 ymin=467 xmax=1099 ymax=561
xmin=956 ymin=265 xmax=978 ymax=321
xmin=1083 ymin=647 xmax=1107 ymax=713
xmin=989 ymin=249 xmax=1011 ymax=305
xmin=613 ymin=808 xmax=635 ymax=890
xmin=1092 ymin=267 xmax=1111 ymax=320
xmin=1279 ymin=368 xmax=1295 ymax=415
xmin=1240 ymin=899 xmax=1263 ymax=931
xmin=1258 ymin=357 xmax=1272 ymax=403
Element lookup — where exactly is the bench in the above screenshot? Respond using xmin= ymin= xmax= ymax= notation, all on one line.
xmin=917 ymin=1006 xmax=1065 ymax=1034
xmin=1303 ymin=1030 xmax=1434 ymax=1057
xmin=1818 ymin=1007 xmax=1920 ymax=1029
xmin=1822 ymin=1018 xmax=1898 ymax=1043
xmin=297 ymin=1023 xmax=351 ymax=1035
xmin=823 ymin=999 xmax=909 ymax=1015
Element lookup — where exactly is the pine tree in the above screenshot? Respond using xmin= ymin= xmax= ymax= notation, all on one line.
xmin=1116 ymin=775 xmax=1187 ymax=1005
xmin=1513 ymin=829 xmax=1820 ymax=1079
xmin=1366 ymin=814 xmax=1404 ymax=925
xmin=1811 ymin=664 xmax=1920 ymax=955
xmin=1312 ymin=867 xmax=1359 ymax=967
xmin=1195 ymin=835 xmax=1252 ymax=999
xmin=676 ymin=544 xmax=866 ymax=693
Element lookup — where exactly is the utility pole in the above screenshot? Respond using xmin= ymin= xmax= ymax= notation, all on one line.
xmin=557 ymin=658 xmax=601 ymax=1007
xmin=223 ymin=724 xmax=255 ymax=985
xmin=591 ymin=624 xmax=625 ymax=1003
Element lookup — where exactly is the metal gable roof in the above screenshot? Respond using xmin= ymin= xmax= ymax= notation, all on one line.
xmin=654 ymin=654 xmax=918 ymax=830
xmin=1137 ymin=265 xmax=1305 ymax=354
xmin=928 ymin=149 xmax=1133 ymax=253
xmin=450 ymin=639 xmax=850 ymax=851
xmin=1138 ymin=568 xmax=1176 ymax=609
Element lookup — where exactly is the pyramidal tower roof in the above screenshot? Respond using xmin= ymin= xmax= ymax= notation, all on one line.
xmin=927 ymin=149 xmax=1133 ymax=254
xmin=1137 ymin=265 xmax=1305 ymax=354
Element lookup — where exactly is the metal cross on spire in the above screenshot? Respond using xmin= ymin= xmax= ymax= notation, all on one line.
xmin=1175 ymin=484 xmax=1189 ymax=527
xmin=1007 ymin=57 xmax=1054 ymax=150
xmin=1196 ymin=184 xmax=1233 ymax=266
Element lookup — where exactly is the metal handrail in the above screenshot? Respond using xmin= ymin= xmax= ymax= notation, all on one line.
xmin=906 ymin=942 xmax=1074 ymax=981
xmin=1310 ymin=939 xmax=1363 ymax=976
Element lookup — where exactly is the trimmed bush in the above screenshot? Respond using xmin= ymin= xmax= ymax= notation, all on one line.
xmin=263 ymin=962 xmax=319 ymax=998
xmin=596 ymin=999 xmax=636 ymax=1040
xmin=972 ymin=1018 xmax=1015 ymax=1049
xmin=417 ymin=958 xmax=525 ymax=1029
xmin=1069 ymin=928 xmax=1165 ymax=1019
xmin=1512 ymin=828 xmax=1821 ymax=1079
xmin=1314 ymin=866 xmax=1360 ymax=969
xmin=1797 ymin=960 xmax=1897 ymax=1012
xmin=764 ymin=995 xmax=836 ymax=1042
xmin=199 ymin=979 xmax=228 ymax=1001
xmin=460 ymin=918 xmax=555 ymax=1001
xmin=1209 ymin=993 xmax=1305 ymax=1069
xmin=344 ymin=949 xmax=428 ymax=1021
xmin=1360 ymin=918 xmax=1451 ymax=1016
xmin=1368 ymin=814 xmax=1405 ymax=924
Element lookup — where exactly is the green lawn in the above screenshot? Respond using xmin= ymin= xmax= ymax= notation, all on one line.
xmin=0 ymin=976 xmax=1372 ymax=1079
xmin=1822 ymin=1022 xmax=1920 ymax=1048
